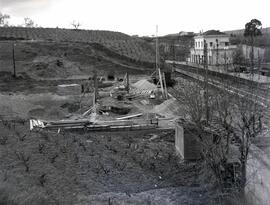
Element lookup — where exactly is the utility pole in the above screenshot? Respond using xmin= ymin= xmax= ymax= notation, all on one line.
xmin=251 ymin=35 xmax=254 ymax=74
xmin=216 ymin=39 xmax=219 ymax=66
xmin=155 ymin=25 xmax=159 ymax=76
xmin=155 ymin=25 xmax=165 ymax=98
xmin=12 ymin=43 xmax=16 ymax=78
xmin=93 ymin=70 xmax=98 ymax=103
xmin=224 ymin=48 xmax=227 ymax=72
xmin=126 ymin=72 xmax=129 ymax=93
xmin=257 ymin=49 xmax=261 ymax=72
xmin=203 ymin=39 xmax=209 ymax=123
xmin=158 ymin=67 xmax=165 ymax=98
xmin=162 ymin=72 xmax=168 ymax=99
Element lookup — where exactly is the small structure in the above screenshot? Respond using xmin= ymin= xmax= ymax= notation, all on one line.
xmin=175 ymin=120 xmax=201 ymax=160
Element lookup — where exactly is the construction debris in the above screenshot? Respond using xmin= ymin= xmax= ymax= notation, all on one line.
xmin=28 ymin=69 xmax=175 ymax=132
xmin=116 ymin=113 xmax=143 ymax=120
xmin=30 ymin=118 xmax=158 ymax=131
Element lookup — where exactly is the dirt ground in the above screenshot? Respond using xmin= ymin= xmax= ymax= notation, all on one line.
xmin=0 ymin=69 xmax=217 ymax=204
xmin=0 ymin=119 xmax=215 ymax=205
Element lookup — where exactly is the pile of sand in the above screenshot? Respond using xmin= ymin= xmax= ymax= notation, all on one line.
xmin=132 ymin=79 xmax=157 ymax=90
xmin=152 ymin=98 xmax=185 ymax=118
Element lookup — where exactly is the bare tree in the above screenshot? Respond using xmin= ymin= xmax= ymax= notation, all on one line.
xmin=0 ymin=12 xmax=10 ymax=27
xmin=15 ymin=151 xmax=31 ymax=172
xmin=23 ymin=17 xmax=36 ymax=27
xmin=71 ymin=20 xmax=81 ymax=30
xmin=173 ymin=73 xmax=263 ymax=200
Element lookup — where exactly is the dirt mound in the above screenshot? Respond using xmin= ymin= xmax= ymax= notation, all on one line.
xmin=152 ymin=98 xmax=185 ymax=118
xmin=132 ymin=79 xmax=157 ymax=90
xmin=27 ymin=56 xmax=83 ymax=78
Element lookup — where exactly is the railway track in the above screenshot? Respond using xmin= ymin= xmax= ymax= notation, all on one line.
xmin=174 ymin=67 xmax=270 ymax=106
xmin=173 ymin=67 xmax=270 ymax=124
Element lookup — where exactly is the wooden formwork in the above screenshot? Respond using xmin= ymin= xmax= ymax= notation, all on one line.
xmin=30 ymin=118 xmax=159 ymax=132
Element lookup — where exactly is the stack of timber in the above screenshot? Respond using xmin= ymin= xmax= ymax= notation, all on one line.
xmin=30 ymin=117 xmax=158 ymax=132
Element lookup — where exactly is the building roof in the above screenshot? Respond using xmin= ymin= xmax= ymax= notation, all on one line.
xmin=203 ymin=30 xmax=227 ymax=36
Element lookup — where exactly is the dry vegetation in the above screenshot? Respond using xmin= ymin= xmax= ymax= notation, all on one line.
xmin=0 ymin=27 xmax=155 ymax=64
xmin=0 ymin=119 xmax=214 ymax=205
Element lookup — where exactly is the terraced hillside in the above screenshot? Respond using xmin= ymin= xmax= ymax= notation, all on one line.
xmin=0 ymin=27 xmax=155 ymax=64
xmin=0 ymin=40 xmax=155 ymax=79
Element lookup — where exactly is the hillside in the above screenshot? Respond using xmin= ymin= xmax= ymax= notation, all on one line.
xmin=224 ymin=27 xmax=270 ymax=36
xmin=0 ymin=27 xmax=155 ymax=65
xmin=142 ymin=33 xmax=194 ymax=61
xmin=224 ymin=27 xmax=270 ymax=62
xmin=0 ymin=40 xmax=156 ymax=79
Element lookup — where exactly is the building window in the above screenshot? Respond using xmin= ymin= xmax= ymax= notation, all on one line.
xmin=210 ymin=42 xmax=213 ymax=47
xmin=195 ymin=42 xmax=197 ymax=48
xmin=225 ymin=42 xmax=229 ymax=46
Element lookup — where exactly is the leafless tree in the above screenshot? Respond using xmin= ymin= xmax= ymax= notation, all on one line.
xmin=172 ymin=71 xmax=263 ymax=200
xmin=0 ymin=135 xmax=8 ymax=145
xmin=71 ymin=20 xmax=81 ymax=30
xmin=23 ymin=17 xmax=36 ymax=27
xmin=0 ymin=12 xmax=10 ymax=27
xmin=15 ymin=151 xmax=31 ymax=172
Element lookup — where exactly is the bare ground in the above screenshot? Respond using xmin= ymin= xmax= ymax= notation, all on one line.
xmin=0 ymin=73 xmax=216 ymax=205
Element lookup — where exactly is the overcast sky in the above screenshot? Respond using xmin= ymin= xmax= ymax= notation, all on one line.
xmin=0 ymin=0 xmax=269 ymax=36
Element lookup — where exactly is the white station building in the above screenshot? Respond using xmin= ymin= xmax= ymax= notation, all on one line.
xmin=189 ymin=30 xmax=236 ymax=66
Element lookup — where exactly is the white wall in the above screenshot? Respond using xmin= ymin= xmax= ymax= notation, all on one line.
xmin=194 ymin=35 xmax=230 ymax=50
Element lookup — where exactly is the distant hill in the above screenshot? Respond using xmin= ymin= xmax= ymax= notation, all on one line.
xmin=224 ymin=27 xmax=270 ymax=62
xmin=141 ymin=32 xmax=194 ymax=61
xmin=0 ymin=27 xmax=155 ymax=64
xmin=224 ymin=27 xmax=270 ymax=36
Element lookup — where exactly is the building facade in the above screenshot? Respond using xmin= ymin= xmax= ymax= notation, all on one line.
xmin=188 ymin=30 xmax=236 ymax=66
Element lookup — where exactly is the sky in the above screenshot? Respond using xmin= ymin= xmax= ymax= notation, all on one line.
xmin=0 ymin=0 xmax=269 ymax=36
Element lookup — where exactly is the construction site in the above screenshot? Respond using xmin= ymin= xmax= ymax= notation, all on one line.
xmin=0 ymin=26 xmax=218 ymax=205
xmin=1 ymin=11 xmax=270 ymax=204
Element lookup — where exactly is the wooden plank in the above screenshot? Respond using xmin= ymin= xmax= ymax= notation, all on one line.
xmin=116 ymin=113 xmax=143 ymax=120
xmin=49 ymin=119 xmax=91 ymax=125
xmin=82 ymin=107 xmax=93 ymax=116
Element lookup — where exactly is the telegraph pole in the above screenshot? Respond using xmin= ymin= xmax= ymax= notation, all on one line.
xmin=216 ymin=39 xmax=219 ymax=66
xmin=12 ymin=43 xmax=16 ymax=78
xmin=93 ymin=69 xmax=98 ymax=103
xmin=126 ymin=72 xmax=129 ymax=93
xmin=155 ymin=25 xmax=159 ymax=75
xmin=203 ymin=39 xmax=209 ymax=123
xmin=155 ymin=25 xmax=165 ymax=98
